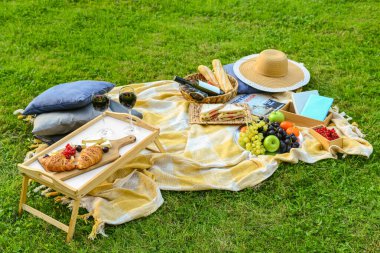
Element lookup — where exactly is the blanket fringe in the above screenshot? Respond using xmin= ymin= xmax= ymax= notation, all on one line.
xmin=45 ymin=191 xmax=59 ymax=197
xmin=88 ymin=219 xmax=107 ymax=240
xmin=33 ymin=184 xmax=47 ymax=193
xmin=332 ymin=110 xmax=366 ymax=138
xmin=13 ymin=108 xmax=24 ymax=115
xmin=56 ymin=196 xmax=71 ymax=205
xmin=338 ymin=111 xmax=352 ymax=122
xmin=41 ymin=187 xmax=53 ymax=196
xmin=78 ymin=211 xmax=94 ymax=224
xmin=331 ymin=105 xmax=339 ymax=113
xmin=24 ymin=143 xmax=49 ymax=162
xmin=54 ymin=195 xmax=65 ymax=203
xmin=13 ymin=108 xmax=34 ymax=123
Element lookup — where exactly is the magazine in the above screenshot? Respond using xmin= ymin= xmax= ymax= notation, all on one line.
xmin=229 ymin=94 xmax=286 ymax=116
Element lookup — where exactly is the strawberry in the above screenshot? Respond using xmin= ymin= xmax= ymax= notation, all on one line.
xmin=62 ymin=144 xmax=76 ymax=159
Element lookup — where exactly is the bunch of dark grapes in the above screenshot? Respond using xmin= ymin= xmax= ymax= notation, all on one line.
xmin=259 ymin=117 xmax=300 ymax=154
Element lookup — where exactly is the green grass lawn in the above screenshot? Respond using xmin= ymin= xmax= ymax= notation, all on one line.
xmin=1 ymin=0 xmax=379 ymax=252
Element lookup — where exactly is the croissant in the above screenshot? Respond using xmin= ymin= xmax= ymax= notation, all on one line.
xmin=77 ymin=146 xmax=103 ymax=170
xmin=40 ymin=153 xmax=76 ymax=172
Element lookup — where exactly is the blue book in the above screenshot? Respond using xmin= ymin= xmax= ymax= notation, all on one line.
xmin=291 ymin=90 xmax=319 ymax=114
xmin=300 ymin=94 xmax=333 ymax=121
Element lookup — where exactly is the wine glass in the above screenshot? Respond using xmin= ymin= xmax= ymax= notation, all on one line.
xmin=119 ymin=86 xmax=137 ymax=133
xmin=91 ymin=93 xmax=113 ymax=138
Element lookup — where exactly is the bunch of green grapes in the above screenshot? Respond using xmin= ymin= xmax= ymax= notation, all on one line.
xmin=238 ymin=120 xmax=267 ymax=156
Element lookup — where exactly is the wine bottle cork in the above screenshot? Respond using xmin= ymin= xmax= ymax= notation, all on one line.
xmin=212 ymin=59 xmax=233 ymax=93
xmin=198 ymin=65 xmax=219 ymax=88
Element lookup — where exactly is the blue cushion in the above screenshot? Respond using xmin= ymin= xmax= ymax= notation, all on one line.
xmin=223 ymin=63 xmax=263 ymax=94
xmin=32 ymin=104 xmax=101 ymax=135
xmin=23 ymin=80 xmax=115 ymax=115
xmin=32 ymin=101 xmax=143 ymax=136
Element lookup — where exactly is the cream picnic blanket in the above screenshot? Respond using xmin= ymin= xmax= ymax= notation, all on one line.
xmin=48 ymin=80 xmax=372 ymax=238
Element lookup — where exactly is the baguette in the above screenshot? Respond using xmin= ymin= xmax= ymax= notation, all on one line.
xmin=197 ymin=65 xmax=219 ymax=87
xmin=212 ymin=59 xmax=233 ymax=93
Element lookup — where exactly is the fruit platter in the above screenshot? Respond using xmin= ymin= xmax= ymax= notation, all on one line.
xmin=234 ymin=110 xmax=303 ymax=156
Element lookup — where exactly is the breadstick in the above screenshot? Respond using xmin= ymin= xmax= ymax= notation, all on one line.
xmin=198 ymin=65 xmax=219 ymax=88
xmin=212 ymin=59 xmax=233 ymax=92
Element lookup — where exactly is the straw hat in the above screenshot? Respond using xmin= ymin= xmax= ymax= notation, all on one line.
xmin=233 ymin=49 xmax=310 ymax=92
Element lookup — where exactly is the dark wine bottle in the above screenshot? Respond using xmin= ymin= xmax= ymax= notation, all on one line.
xmin=174 ymin=76 xmax=225 ymax=96
xmin=179 ymin=84 xmax=208 ymax=101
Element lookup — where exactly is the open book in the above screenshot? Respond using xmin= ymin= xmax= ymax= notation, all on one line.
xmin=229 ymin=94 xmax=285 ymax=116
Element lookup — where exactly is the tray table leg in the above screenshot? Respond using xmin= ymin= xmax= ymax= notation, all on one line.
xmin=66 ymin=198 xmax=81 ymax=243
xmin=18 ymin=175 xmax=29 ymax=215
xmin=154 ymin=138 xmax=165 ymax=153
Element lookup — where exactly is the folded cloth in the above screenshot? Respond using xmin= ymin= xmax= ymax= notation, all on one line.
xmin=223 ymin=63 xmax=263 ymax=94
xmin=33 ymin=80 xmax=373 ymax=239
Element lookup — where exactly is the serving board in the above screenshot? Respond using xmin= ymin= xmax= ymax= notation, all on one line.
xmin=189 ymin=103 xmax=255 ymax=125
xmin=38 ymin=135 xmax=136 ymax=181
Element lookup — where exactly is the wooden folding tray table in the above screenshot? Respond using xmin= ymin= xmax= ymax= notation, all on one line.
xmin=18 ymin=112 xmax=165 ymax=242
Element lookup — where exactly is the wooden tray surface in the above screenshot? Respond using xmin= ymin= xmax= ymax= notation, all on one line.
xmin=38 ymin=135 xmax=137 ymax=181
xmin=189 ymin=103 xmax=254 ymax=125
xmin=19 ymin=112 xmax=161 ymax=198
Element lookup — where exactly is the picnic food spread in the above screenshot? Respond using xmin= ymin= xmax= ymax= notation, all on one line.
xmin=77 ymin=146 xmax=103 ymax=169
xmin=40 ymin=153 xmax=76 ymax=172
xmin=197 ymin=65 xmax=219 ymax=86
xmin=38 ymin=136 xmax=136 ymax=173
xmin=17 ymin=48 xmax=373 ymax=242
xmin=177 ymin=59 xmax=238 ymax=103
xmin=174 ymin=76 xmax=225 ymax=96
xmin=200 ymin=104 xmax=246 ymax=121
xmin=217 ymin=104 xmax=247 ymax=120
xmin=39 ymin=142 xmax=104 ymax=172
xmin=212 ymin=59 xmax=233 ymax=92
xmin=313 ymin=126 xmax=339 ymax=140
xmin=189 ymin=103 xmax=252 ymax=125
xmin=238 ymin=112 xmax=301 ymax=155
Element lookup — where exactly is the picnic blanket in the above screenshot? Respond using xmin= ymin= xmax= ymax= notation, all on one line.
xmin=44 ymin=80 xmax=372 ymax=238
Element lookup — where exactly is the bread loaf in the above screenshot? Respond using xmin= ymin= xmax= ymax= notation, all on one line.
xmin=212 ymin=59 xmax=233 ymax=93
xmin=198 ymin=65 xmax=219 ymax=87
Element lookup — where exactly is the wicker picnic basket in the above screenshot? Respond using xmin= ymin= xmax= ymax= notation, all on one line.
xmin=180 ymin=73 xmax=238 ymax=103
